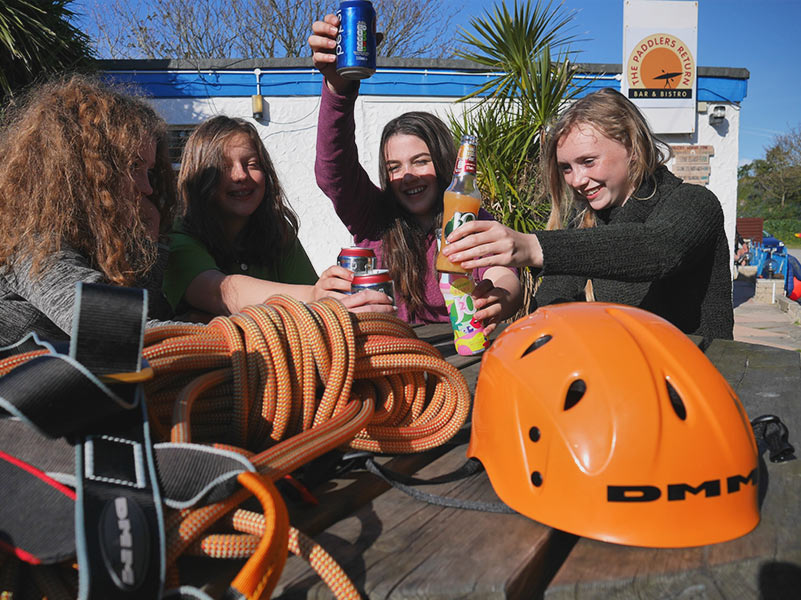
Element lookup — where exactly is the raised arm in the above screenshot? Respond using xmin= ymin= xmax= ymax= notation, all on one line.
xmin=309 ymin=14 xmax=357 ymax=97
xmin=182 ymin=268 xmax=393 ymax=317
xmin=165 ymin=230 xmax=394 ymax=317
xmin=310 ymin=15 xmax=385 ymax=239
xmin=183 ymin=271 xmax=307 ymax=315
xmin=535 ymin=186 xmax=723 ymax=281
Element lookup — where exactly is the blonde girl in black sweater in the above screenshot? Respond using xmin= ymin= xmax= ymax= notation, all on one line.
xmin=442 ymin=88 xmax=733 ymax=339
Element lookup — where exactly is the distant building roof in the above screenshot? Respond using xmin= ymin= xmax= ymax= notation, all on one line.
xmin=98 ymin=58 xmax=749 ymax=103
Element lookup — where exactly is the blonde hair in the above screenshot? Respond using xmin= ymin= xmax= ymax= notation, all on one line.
xmin=542 ymin=87 xmax=671 ymax=231
xmin=0 ymin=74 xmax=175 ymax=285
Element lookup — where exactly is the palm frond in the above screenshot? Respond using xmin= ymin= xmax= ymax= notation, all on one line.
xmin=449 ymin=0 xmax=582 ymax=314
xmin=0 ymin=0 xmax=94 ymax=100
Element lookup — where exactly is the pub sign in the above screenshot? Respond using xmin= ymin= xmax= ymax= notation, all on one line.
xmin=622 ymin=0 xmax=698 ymax=133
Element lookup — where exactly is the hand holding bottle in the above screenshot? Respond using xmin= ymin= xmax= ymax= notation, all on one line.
xmin=470 ymin=271 xmax=518 ymax=335
xmin=441 ymin=220 xmax=544 ymax=269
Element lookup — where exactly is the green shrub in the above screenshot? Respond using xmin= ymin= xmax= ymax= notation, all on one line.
xmin=764 ymin=218 xmax=801 ymax=248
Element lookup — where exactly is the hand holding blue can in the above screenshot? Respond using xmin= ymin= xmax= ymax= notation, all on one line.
xmin=336 ymin=0 xmax=377 ymax=80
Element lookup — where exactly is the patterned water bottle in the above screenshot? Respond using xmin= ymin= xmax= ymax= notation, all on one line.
xmin=438 ymin=272 xmax=488 ymax=356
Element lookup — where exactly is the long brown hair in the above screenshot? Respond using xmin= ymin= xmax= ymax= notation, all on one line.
xmin=542 ymin=87 xmax=671 ymax=231
xmin=178 ymin=116 xmax=299 ymax=270
xmin=378 ymin=112 xmax=456 ymax=318
xmin=0 ymin=74 xmax=175 ymax=285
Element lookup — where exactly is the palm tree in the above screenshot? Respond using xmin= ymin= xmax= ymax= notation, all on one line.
xmin=0 ymin=0 xmax=94 ymax=101
xmin=450 ymin=0 xmax=584 ymax=314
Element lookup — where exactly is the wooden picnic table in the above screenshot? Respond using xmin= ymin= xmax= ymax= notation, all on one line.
xmin=272 ymin=323 xmax=801 ymax=599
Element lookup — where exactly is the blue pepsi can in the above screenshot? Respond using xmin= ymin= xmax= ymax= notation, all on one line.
xmin=336 ymin=0 xmax=377 ymax=80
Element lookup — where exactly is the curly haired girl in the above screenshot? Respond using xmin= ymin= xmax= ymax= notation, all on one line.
xmin=0 ymin=74 xmax=177 ymax=345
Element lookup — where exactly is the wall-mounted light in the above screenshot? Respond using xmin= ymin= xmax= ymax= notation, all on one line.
xmin=252 ymin=68 xmax=264 ymax=121
xmin=709 ymin=105 xmax=726 ymax=125
xmin=251 ymin=94 xmax=264 ymax=120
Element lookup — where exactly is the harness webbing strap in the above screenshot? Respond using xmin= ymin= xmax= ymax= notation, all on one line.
xmin=0 ymin=353 xmax=136 ymax=438
xmin=68 ymin=283 xmax=166 ymax=600
xmin=70 ymin=283 xmax=147 ymax=376
xmin=751 ymin=414 xmax=796 ymax=463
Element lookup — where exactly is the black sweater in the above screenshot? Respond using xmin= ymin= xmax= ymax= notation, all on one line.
xmin=534 ymin=166 xmax=734 ymax=340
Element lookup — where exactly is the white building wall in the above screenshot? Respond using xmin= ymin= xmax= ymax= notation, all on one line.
xmin=663 ymin=101 xmax=740 ymax=262
xmin=151 ymin=93 xmax=740 ymax=274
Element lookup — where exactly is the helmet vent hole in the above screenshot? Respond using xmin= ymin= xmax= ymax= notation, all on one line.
xmin=666 ymin=380 xmax=687 ymax=420
xmin=521 ymin=334 xmax=552 ymax=357
xmin=529 ymin=427 xmax=541 ymax=442
xmin=564 ymin=379 xmax=586 ymax=411
xmin=531 ymin=471 xmax=543 ymax=487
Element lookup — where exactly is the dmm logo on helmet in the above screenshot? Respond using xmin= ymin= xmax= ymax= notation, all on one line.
xmin=608 ymin=468 xmax=757 ymax=502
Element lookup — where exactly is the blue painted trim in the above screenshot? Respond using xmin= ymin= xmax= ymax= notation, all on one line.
xmin=572 ymin=75 xmax=748 ymax=103
xmin=103 ymin=67 xmax=747 ymax=103
xmin=696 ymin=76 xmax=748 ymax=103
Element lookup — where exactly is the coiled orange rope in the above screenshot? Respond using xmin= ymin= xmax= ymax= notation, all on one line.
xmin=0 ymin=295 xmax=471 ymax=599
xmin=149 ymin=295 xmax=470 ymax=598
xmin=144 ymin=296 xmax=469 ymax=455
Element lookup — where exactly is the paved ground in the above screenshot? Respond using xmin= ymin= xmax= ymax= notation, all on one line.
xmin=733 ymin=274 xmax=801 ymax=352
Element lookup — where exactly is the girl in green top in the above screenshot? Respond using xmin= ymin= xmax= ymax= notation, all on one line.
xmin=164 ymin=116 xmax=392 ymax=319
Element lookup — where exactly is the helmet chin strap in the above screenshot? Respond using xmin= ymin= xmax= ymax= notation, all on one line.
xmin=751 ymin=415 xmax=796 ymax=464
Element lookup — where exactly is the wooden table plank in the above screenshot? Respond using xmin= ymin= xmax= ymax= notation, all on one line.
xmin=275 ymin=430 xmax=570 ymax=599
xmin=545 ymin=340 xmax=801 ymax=600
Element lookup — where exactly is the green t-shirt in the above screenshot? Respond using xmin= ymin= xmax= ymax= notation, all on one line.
xmin=163 ymin=226 xmax=318 ymax=312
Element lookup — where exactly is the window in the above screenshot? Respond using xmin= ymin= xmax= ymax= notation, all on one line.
xmin=167 ymin=126 xmax=196 ymax=170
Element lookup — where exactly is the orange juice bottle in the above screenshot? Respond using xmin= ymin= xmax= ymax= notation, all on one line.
xmin=435 ymin=135 xmax=481 ymax=274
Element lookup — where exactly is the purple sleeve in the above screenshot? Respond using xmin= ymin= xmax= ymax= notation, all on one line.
xmin=314 ymin=83 xmax=385 ymax=241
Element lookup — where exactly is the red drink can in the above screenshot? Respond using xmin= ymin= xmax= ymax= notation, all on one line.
xmin=338 ymin=247 xmax=376 ymax=273
xmin=350 ymin=269 xmax=395 ymax=301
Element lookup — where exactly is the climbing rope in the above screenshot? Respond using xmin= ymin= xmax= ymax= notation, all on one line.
xmin=0 ymin=295 xmax=469 ymax=599
xmin=137 ymin=295 xmax=470 ymax=598
xmin=0 ymin=295 xmax=471 ymax=599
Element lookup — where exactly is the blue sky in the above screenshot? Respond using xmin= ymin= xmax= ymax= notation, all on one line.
xmin=70 ymin=0 xmax=799 ymax=165
xmin=454 ymin=0 xmax=801 ymax=165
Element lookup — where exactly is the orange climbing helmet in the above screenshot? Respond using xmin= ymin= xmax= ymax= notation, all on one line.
xmin=468 ymin=302 xmax=760 ymax=548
